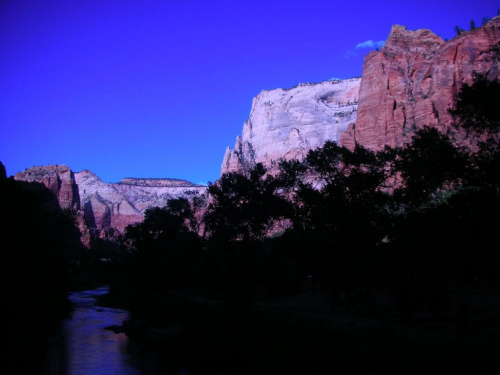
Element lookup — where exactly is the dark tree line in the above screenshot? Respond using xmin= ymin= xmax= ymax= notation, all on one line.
xmin=0 ymin=169 xmax=85 ymax=372
xmin=112 ymin=72 xmax=500 ymax=320
xmin=90 ymin=72 xmax=500 ymax=373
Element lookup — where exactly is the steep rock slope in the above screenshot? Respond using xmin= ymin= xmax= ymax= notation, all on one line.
xmin=112 ymin=178 xmax=206 ymax=215
xmin=74 ymin=170 xmax=142 ymax=234
xmin=221 ymin=78 xmax=361 ymax=175
xmin=14 ymin=165 xmax=80 ymax=211
xmin=15 ymin=166 xmax=207 ymax=246
xmin=341 ymin=16 xmax=500 ymax=150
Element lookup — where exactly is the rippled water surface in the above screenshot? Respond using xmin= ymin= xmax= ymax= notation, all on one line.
xmin=46 ymin=287 xmax=148 ymax=374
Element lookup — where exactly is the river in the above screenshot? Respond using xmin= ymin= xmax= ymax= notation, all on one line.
xmin=43 ymin=287 xmax=186 ymax=375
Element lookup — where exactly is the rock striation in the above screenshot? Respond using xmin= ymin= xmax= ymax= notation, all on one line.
xmin=14 ymin=165 xmax=80 ymax=211
xmin=112 ymin=179 xmax=204 ymax=215
xmin=221 ymin=78 xmax=361 ymax=175
xmin=341 ymin=16 xmax=500 ymax=150
xmin=15 ymin=166 xmax=207 ymax=247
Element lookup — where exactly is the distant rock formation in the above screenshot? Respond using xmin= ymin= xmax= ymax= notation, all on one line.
xmin=222 ymin=17 xmax=500 ymax=173
xmin=15 ymin=165 xmax=80 ymax=211
xmin=341 ymin=16 xmax=500 ymax=150
xmin=221 ymin=78 xmax=361 ymax=175
xmin=112 ymin=178 xmax=204 ymax=216
xmin=15 ymin=166 xmax=207 ymax=247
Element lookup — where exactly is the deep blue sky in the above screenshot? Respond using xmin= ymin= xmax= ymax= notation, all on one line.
xmin=1 ymin=1 xmax=498 ymax=184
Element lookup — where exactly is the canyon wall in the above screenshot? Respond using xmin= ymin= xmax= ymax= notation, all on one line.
xmin=14 ymin=165 xmax=81 ymax=211
xmin=221 ymin=78 xmax=361 ymax=175
xmin=15 ymin=165 xmax=206 ymax=247
xmin=341 ymin=16 xmax=500 ymax=150
xmin=222 ymin=17 xmax=500 ymax=174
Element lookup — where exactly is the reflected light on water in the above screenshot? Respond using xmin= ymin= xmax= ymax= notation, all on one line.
xmin=48 ymin=287 xmax=140 ymax=375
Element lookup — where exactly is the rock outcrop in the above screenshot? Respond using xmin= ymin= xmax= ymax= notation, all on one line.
xmin=221 ymin=78 xmax=361 ymax=175
xmin=112 ymin=178 xmax=205 ymax=215
xmin=341 ymin=16 xmax=500 ymax=150
xmin=15 ymin=166 xmax=207 ymax=247
xmin=75 ymin=170 xmax=143 ymax=234
xmin=14 ymin=165 xmax=80 ymax=211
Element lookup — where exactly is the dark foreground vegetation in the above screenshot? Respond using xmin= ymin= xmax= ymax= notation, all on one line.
xmin=2 ymin=72 xmax=499 ymax=373
xmin=0 ymin=169 xmax=84 ymax=372
xmin=98 ymin=72 xmax=500 ymax=372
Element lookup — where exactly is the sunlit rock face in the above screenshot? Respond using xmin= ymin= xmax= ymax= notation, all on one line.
xmin=341 ymin=16 xmax=500 ymax=150
xmin=15 ymin=165 xmax=80 ymax=211
xmin=15 ymin=165 xmax=207 ymax=247
xmin=75 ymin=170 xmax=143 ymax=233
xmin=112 ymin=178 xmax=206 ymax=215
xmin=76 ymin=172 xmax=206 ymax=233
xmin=221 ymin=78 xmax=361 ymax=175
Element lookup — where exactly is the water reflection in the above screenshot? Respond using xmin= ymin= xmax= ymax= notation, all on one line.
xmin=48 ymin=287 xmax=139 ymax=375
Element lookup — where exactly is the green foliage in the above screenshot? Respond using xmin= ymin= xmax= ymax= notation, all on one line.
xmin=470 ymin=19 xmax=476 ymax=30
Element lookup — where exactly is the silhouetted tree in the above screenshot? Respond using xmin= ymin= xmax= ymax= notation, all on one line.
xmin=449 ymin=72 xmax=500 ymax=134
xmin=393 ymin=126 xmax=468 ymax=207
xmin=449 ymin=72 xmax=500 ymax=189
xmin=120 ymin=197 xmax=203 ymax=299
xmin=205 ymin=163 xmax=291 ymax=242
xmin=0 ymin=175 xmax=83 ymax=372
xmin=454 ymin=25 xmax=464 ymax=35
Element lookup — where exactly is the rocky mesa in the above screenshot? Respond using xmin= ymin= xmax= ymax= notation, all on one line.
xmin=221 ymin=78 xmax=361 ymax=175
xmin=15 ymin=165 xmax=207 ymax=247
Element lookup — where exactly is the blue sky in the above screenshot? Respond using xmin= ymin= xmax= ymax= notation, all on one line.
xmin=1 ymin=0 xmax=498 ymax=184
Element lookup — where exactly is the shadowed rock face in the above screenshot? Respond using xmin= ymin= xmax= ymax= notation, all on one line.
xmin=15 ymin=166 xmax=207 ymax=247
xmin=341 ymin=16 xmax=500 ymax=150
xmin=221 ymin=78 xmax=361 ymax=175
xmin=14 ymin=165 xmax=80 ymax=211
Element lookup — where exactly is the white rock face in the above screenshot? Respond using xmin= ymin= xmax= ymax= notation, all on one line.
xmin=221 ymin=78 xmax=361 ymax=175
xmin=16 ymin=165 xmax=207 ymax=244
xmin=112 ymin=183 xmax=207 ymax=214
xmin=75 ymin=170 xmax=207 ymax=232
xmin=75 ymin=170 xmax=143 ymax=232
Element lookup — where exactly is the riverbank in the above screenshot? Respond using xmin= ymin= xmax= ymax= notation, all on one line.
xmin=97 ymin=285 xmax=500 ymax=374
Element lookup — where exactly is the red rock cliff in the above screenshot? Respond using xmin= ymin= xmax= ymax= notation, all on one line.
xmin=341 ymin=16 xmax=500 ymax=150
xmin=15 ymin=166 xmax=207 ymax=247
xmin=14 ymin=165 xmax=80 ymax=211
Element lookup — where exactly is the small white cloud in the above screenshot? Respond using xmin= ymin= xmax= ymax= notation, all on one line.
xmin=355 ymin=40 xmax=376 ymax=49
xmin=345 ymin=39 xmax=385 ymax=58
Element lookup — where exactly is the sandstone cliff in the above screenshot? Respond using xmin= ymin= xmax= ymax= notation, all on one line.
xmin=112 ymin=179 xmax=205 ymax=215
xmin=15 ymin=165 xmax=80 ymax=211
xmin=15 ymin=166 xmax=207 ymax=247
xmin=221 ymin=78 xmax=361 ymax=175
xmin=341 ymin=16 xmax=500 ymax=150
